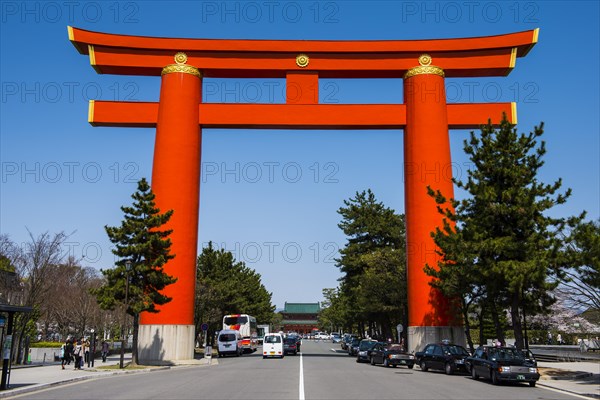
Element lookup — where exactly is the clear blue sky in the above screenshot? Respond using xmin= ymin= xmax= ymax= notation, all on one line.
xmin=1 ymin=1 xmax=598 ymax=311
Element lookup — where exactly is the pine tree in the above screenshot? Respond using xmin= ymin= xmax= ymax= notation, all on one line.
xmin=336 ymin=189 xmax=406 ymax=338
xmin=94 ymin=178 xmax=176 ymax=365
xmin=428 ymin=116 xmax=579 ymax=349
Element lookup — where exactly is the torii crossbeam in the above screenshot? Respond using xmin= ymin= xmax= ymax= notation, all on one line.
xmin=69 ymin=27 xmax=537 ymax=364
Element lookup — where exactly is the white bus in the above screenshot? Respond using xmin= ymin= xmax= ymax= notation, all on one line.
xmin=223 ymin=314 xmax=258 ymax=353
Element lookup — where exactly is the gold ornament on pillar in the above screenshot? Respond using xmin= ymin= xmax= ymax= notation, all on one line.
xmin=404 ymin=54 xmax=444 ymax=79
xmin=161 ymin=52 xmax=202 ymax=77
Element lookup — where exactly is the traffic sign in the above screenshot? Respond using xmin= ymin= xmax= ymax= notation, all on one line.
xmin=201 ymin=323 xmax=209 ymax=331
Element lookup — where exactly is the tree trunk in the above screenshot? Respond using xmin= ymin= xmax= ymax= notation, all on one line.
xmin=478 ymin=309 xmax=484 ymax=347
xmin=461 ymin=298 xmax=475 ymax=353
xmin=490 ymin=304 xmax=505 ymax=345
xmin=13 ymin=314 xmax=29 ymax=365
xmin=510 ymin=296 xmax=524 ymax=350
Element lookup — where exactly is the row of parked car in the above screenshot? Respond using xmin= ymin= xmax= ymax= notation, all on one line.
xmin=340 ymin=335 xmax=540 ymax=387
xmin=342 ymin=334 xmax=416 ymax=368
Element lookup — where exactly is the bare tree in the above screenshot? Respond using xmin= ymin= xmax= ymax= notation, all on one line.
xmin=558 ymin=219 xmax=600 ymax=311
xmin=0 ymin=234 xmax=22 ymax=305
xmin=11 ymin=230 xmax=69 ymax=363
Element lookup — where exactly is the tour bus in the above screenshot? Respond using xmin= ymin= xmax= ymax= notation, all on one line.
xmin=223 ymin=314 xmax=258 ymax=353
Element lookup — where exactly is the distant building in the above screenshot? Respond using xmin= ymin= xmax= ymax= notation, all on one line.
xmin=281 ymin=302 xmax=320 ymax=334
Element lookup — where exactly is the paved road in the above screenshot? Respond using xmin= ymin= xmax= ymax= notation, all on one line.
xmin=12 ymin=341 xmax=587 ymax=400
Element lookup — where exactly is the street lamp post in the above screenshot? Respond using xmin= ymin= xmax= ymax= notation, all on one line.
xmin=119 ymin=260 xmax=131 ymax=369
xmin=90 ymin=329 xmax=96 ymax=368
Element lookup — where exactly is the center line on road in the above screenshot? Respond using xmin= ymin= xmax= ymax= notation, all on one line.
xmin=299 ymin=352 xmax=305 ymax=400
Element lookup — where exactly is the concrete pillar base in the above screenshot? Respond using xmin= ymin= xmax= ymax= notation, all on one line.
xmin=407 ymin=326 xmax=466 ymax=354
xmin=138 ymin=324 xmax=195 ymax=365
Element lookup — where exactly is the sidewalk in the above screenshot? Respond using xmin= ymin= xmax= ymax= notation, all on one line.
xmin=537 ymin=361 xmax=600 ymax=399
xmin=0 ymin=353 xmax=213 ymax=399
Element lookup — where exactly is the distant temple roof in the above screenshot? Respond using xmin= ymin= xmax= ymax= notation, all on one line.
xmin=283 ymin=302 xmax=320 ymax=314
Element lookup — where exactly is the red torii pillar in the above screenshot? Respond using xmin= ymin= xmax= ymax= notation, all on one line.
xmin=68 ymin=26 xmax=537 ymax=362
xmin=404 ymin=55 xmax=460 ymax=345
xmin=138 ymin=54 xmax=202 ymax=362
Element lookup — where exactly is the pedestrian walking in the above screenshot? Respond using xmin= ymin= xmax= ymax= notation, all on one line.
xmin=62 ymin=339 xmax=74 ymax=368
xmin=60 ymin=341 xmax=66 ymax=369
xmin=557 ymin=333 xmax=563 ymax=345
xmin=73 ymin=339 xmax=83 ymax=370
xmin=547 ymin=331 xmax=552 ymax=345
xmin=101 ymin=340 xmax=109 ymax=362
xmin=84 ymin=339 xmax=90 ymax=365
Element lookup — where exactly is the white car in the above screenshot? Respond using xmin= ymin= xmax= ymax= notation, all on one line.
xmin=217 ymin=329 xmax=243 ymax=357
xmin=315 ymin=332 xmax=330 ymax=340
xmin=263 ymin=333 xmax=284 ymax=358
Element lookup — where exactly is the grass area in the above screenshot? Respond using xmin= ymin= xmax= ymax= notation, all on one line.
xmin=94 ymin=363 xmax=153 ymax=370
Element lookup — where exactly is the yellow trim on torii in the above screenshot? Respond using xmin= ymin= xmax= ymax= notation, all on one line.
xmin=511 ymin=102 xmax=518 ymax=125
xmin=88 ymin=100 xmax=95 ymax=126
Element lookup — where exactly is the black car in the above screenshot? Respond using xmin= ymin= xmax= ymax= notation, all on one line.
xmin=348 ymin=337 xmax=361 ymax=356
xmin=341 ymin=334 xmax=356 ymax=351
xmin=370 ymin=343 xmax=415 ymax=368
xmin=415 ymin=342 xmax=470 ymax=375
xmin=291 ymin=335 xmax=302 ymax=352
xmin=467 ymin=346 xmax=540 ymax=387
xmin=283 ymin=337 xmax=298 ymax=355
xmin=356 ymin=339 xmax=380 ymax=363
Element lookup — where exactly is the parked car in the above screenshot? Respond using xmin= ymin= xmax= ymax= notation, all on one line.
xmin=467 ymin=346 xmax=540 ymax=387
xmin=283 ymin=336 xmax=299 ymax=355
xmin=341 ymin=334 xmax=355 ymax=350
xmin=356 ymin=339 xmax=380 ymax=363
xmin=415 ymin=342 xmax=470 ymax=375
xmin=315 ymin=332 xmax=330 ymax=340
xmin=370 ymin=343 xmax=415 ymax=368
xmin=331 ymin=332 xmax=342 ymax=343
xmin=290 ymin=335 xmax=302 ymax=352
xmin=348 ymin=337 xmax=361 ymax=356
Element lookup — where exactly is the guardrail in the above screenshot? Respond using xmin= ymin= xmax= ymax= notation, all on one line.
xmin=530 ymin=345 xmax=600 ymax=363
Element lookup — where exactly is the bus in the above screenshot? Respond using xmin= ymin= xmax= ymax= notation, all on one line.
xmin=223 ymin=314 xmax=258 ymax=353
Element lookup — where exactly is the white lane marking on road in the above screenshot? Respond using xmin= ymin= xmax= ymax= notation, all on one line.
xmin=299 ymin=352 xmax=305 ymax=400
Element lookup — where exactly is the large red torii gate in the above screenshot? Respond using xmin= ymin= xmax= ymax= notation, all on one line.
xmin=69 ymin=26 xmax=537 ymax=364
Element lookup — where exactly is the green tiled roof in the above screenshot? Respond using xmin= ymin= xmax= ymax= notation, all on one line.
xmin=283 ymin=302 xmax=320 ymax=314
xmin=282 ymin=320 xmax=319 ymax=325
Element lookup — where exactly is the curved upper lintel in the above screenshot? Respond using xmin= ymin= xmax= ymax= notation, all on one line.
xmin=68 ymin=26 xmax=539 ymax=56
xmin=68 ymin=26 xmax=539 ymax=78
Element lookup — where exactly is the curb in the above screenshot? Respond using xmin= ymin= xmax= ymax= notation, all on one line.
xmin=537 ymin=381 xmax=600 ymax=399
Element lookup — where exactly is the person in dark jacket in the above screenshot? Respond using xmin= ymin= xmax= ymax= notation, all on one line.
xmin=101 ymin=340 xmax=110 ymax=362
xmin=62 ymin=340 xmax=73 ymax=369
